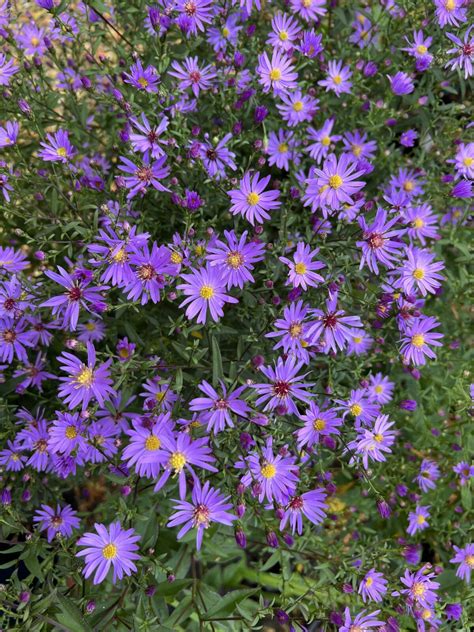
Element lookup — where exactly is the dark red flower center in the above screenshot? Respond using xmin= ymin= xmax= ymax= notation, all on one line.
xmin=4 ymin=298 xmax=15 ymax=311
xmin=462 ymin=44 xmax=473 ymax=56
xmin=323 ymin=313 xmax=338 ymax=329
xmin=288 ymin=496 xmax=304 ymax=510
xmin=214 ymin=398 xmax=228 ymax=410
xmin=148 ymin=130 xmax=158 ymax=143
xmin=189 ymin=70 xmax=202 ymax=83
xmin=35 ymin=439 xmax=48 ymax=453
xmin=68 ymin=286 xmax=82 ymax=301
xmin=137 ymin=264 xmax=156 ymax=281
xmin=136 ymin=167 xmax=153 ymax=182
xmin=3 ymin=329 xmax=16 ymax=343
xmin=193 ymin=503 xmax=210 ymax=526
xmin=366 ymin=232 xmax=385 ymax=249
xmin=273 ymin=380 xmax=291 ymax=398
xmin=206 ymin=148 xmax=217 ymax=160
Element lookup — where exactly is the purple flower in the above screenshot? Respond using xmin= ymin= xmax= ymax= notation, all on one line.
xmin=48 ymin=411 xmax=87 ymax=456
xmin=396 ymin=247 xmax=445 ymax=297
xmin=310 ymin=153 xmax=365 ymax=211
xmin=57 ymin=343 xmax=115 ymax=410
xmin=253 ymin=355 xmax=313 ymax=415
xmin=266 ymin=300 xmax=312 ymax=362
xmin=124 ymin=60 xmax=159 ymax=92
xmin=121 ymin=414 xmax=173 ymax=478
xmin=349 ymin=414 xmax=396 ymax=469
xmin=13 ymin=352 xmax=55 ymax=392
xmin=342 ymin=130 xmax=377 ymax=161
xmin=0 ymin=247 xmax=29 ymax=275
xmin=415 ymin=459 xmax=441 ymax=493
xmin=306 ymin=119 xmax=341 ymax=163
xmin=306 ymin=293 xmax=363 ymax=354
xmin=38 ymin=129 xmax=76 ymax=163
xmin=167 ymin=480 xmax=236 ymax=550
xmin=357 ymin=209 xmax=405 ymax=274
xmin=267 ymin=129 xmax=299 ymax=171
xmin=0 ymin=121 xmax=19 ymax=148
xmin=402 ymin=203 xmax=439 ymax=245
xmin=400 ymin=316 xmax=443 ymax=366
xmin=368 ymin=373 xmax=394 ymax=404
xmin=236 ymin=437 xmax=299 ymax=503
xmin=400 ymin=129 xmax=418 ymax=148
xmin=396 ymin=566 xmax=439 ymax=610
xmin=190 ymin=380 xmax=249 ymax=433
xmin=0 ymin=54 xmax=20 ymax=86
xmin=0 ymin=440 xmax=26 ymax=471
xmin=276 ymin=90 xmax=319 ymax=127
xmin=434 ymin=0 xmax=467 ymax=28
xmin=445 ymin=603 xmax=463 ymax=621
xmin=290 ymin=0 xmax=326 ymax=20
xmin=445 ymin=27 xmax=474 ymax=79
xmin=178 ymin=264 xmax=238 ymax=324
xmin=118 ymin=155 xmax=170 ymax=199
xmin=450 ymin=544 xmax=474 ymax=583
xmin=33 ymin=504 xmax=80 ymax=542
xmin=129 ymin=113 xmax=169 ymax=159
xmin=450 ymin=179 xmax=472 ymax=199
xmin=358 ymin=568 xmax=388 ymax=603
xmin=407 ymin=505 xmax=430 ymax=535
xmin=267 ymin=12 xmax=301 ymax=51
xmin=336 ymin=389 xmax=380 ymax=427
xmin=207 ymin=230 xmax=265 ymax=288
xmin=76 ymin=522 xmax=140 ymax=584
xmin=318 ymin=60 xmax=352 ymax=96
xmin=279 ymin=242 xmax=325 ymax=290
xmin=280 ymin=488 xmax=327 ymax=534
xmin=169 ymin=56 xmax=216 ymax=97
xmin=124 ymin=243 xmax=174 ymax=305
xmin=199 ymin=133 xmax=236 ymax=178
xmin=298 ymin=29 xmax=324 ymax=58
xmin=453 ymin=461 xmax=474 ymax=485
xmin=0 ymin=317 xmax=34 ymax=363
xmin=402 ymin=30 xmax=433 ymax=64
xmin=228 ymin=172 xmax=281 ymax=226
xmin=296 ymin=402 xmax=342 ymax=449
xmin=339 ymin=608 xmax=385 ymax=631
xmin=257 ymin=49 xmax=298 ymax=94
xmin=388 ymin=72 xmax=415 ymax=96
xmin=116 ymin=337 xmax=135 ymax=362
xmin=175 ymin=0 xmax=213 ymax=35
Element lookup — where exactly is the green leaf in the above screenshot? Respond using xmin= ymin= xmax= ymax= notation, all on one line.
xmin=154 ymin=578 xmax=193 ymax=597
xmin=211 ymin=336 xmax=223 ymax=385
xmin=56 ymin=594 xmax=92 ymax=632
xmin=203 ymin=588 xmax=258 ymax=619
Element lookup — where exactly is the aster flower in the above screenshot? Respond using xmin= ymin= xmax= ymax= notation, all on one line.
xmin=306 ymin=293 xmax=363 ymax=354
xmin=257 ymin=49 xmax=298 ymax=94
xmin=0 ymin=54 xmax=20 ymax=86
xmin=228 ymin=172 xmax=281 ymax=226
xmin=266 ymin=300 xmax=312 ymax=362
xmin=397 ymin=566 xmax=439 ymax=610
xmin=276 ymin=90 xmax=319 ymax=127
xmin=434 ymin=0 xmax=467 ymax=28
xmin=298 ymin=28 xmax=324 ymax=58
xmin=389 ymin=168 xmax=425 ymax=198
xmin=347 ymin=329 xmax=373 ymax=355
xmin=339 ymin=608 xmax=385 ymax=632
xmin=318 ymin=60 xmax=352 ymax=96
xmin=0 ymin=275 xmax=33 ymax=317
xmin=20 ymin=418 xmax=50 ymax=471
xmin=199 ymin=133 xmax=236 ymax=178
xmin=253 ymin=355 xmax=313 ymax=415
xmin=310 ymin=153 xmax=365 ymax=211
xmin=402 ymin=30 xmax=433 ymax=63
xmin=38 ymin=130 xmax=76 ymax=163
xmin=77 ymin=320 xmax=106 ymax=344
xmin=116 ymin=337 xmax=136 ymax=362
xmin=407 ymin=505 xmax=431 ymax=536
xmin=124 ymin=60 xmax=159 ymax=92
xmin=358 ymin=569 xmax=388 ymax=603
xmin=16 ymin=24 xmax=47 ymax=56
xmin=207 ymin=230 xmax=265 ymax=288
xmin=207 ymin=14 xmax=241 ymax=51
xmin=336 ymin=389 xmax=380 ymax=427
xmin=57 ymin=343 xmax=115 ymax=410
xmin=279 ymin=243 xmax=325 ymax=290
xmin=0 ymin=440 xmax=26 ymax=471
xmin=121 ymin=415 xmax=173 ymax=478
xmin=140 ymin=378 xmax=178 ymax=412
xmin=154 ymin=433 xmax=217 ymax=498
xmin=118 ymin=154 xmax=170 ymax=199
xmin=357 ymin=208 xmax=406 ymax=274
xmin=388 ymin=71 xmax=415 ymax=95
xmin=190 ymin=380 xmax=249 ymax=433
xmin=450 ymin=142 xmax=474 ymax=179
xmin=395 ymin=247 xmax=445 ymax=297
xmin=83 ymin=420 xmax=119 ymax=464
xmin=290 ymin=0 xmax=326 ymax=22
xmin=0 ymin=317 xmax=34 ymax=363
xmin=450 ymin=179 xmax=472 ymax=199
xmin=33 ymin=504 xmax=80 ymax=542
xmin=400 ymin=316 xmax=443 ymax=366
xmin=367 ymin=373 xmax=394 ymax=404
xmin=400 ymin=129 xmax=418 ymax=147
xmin=450 ymin=544 xmax=474 ymax=583
xmin=48 ymin=411 xmax=87 ymax=456
xmin=236 ymin=437 xmax=299 ymax=503
xmin=0 ymin=247 xmax=29 ymax=275
xmin=445 ymin=27 xmax=474 ymax=79
xmin=40 ymin=266 xmax=108 ymax=331
xmin=296 ymin=402 xmax=342 ymax=450
xmin=453 ymin=461 xmax=474 ymax=485
xmin=76 ymin=522 xmax=140 ymax=584
xmin=178 ymin=264 xmax=238 ymax=324
xmin=0 ymin=121 xmax=19 ymax=148
xmin=13 ymin=352 xmax=55 ymax=392
xmin=129 ymin=113 xmax=169 ymax=159
xmin=124 ymin=243 xmax=174 ymax=305
xmin=402 ymin=203 xmax=439 ymax=245
xmin=267 ymin=129 xmax=299 ymax=171
xmin=280 ymin=488 xmax=327 ymax=534
xmin=169 ymin=57 xmax=216 ymax=97
xmin=268 ymin=12 xmax=301 ymax=51
xmin=167 ymin=480 xmax=236 ymax=551
xmin=348 ymin=414 xmax=396 ymax=469
xmin=415 ymin=459 xmax=441 ymax=493
xmin=306 ymin=119 xmax=341 ymax=163
xmin=175 ymin=0 xmax=214 ymax=35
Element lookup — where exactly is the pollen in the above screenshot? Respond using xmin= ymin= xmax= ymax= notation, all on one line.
xmin=321 ymin=136 xmax=331 ymax=146
xmin=279 ymin=30 xmax=289 ymax=41
xmin=329 ymin=174 xmax=343 ymax=189
xmin=413 ymin=217 xmax=424 ymax=229
xmin=246 ymin=191 xmax=260 ymax=206
xmin=365 ymin=576 xmax=373 ymax=587
xmin=145 ymin=435 xmax=161 ymax=451
xmin=56 ymin=147 xmax=67 ymax=158
xmin=65 ymin=426 xmax=77 ymax=440
xmin=138 ymin=77 xmax=149 ymax=88
xmin=261 ymin=463 xmax=277 ymax=479
xmin=412 ymin=581 xmax=426 ymax=596
xmin=289 ymin=322 xmax=302 ymax=338
xmin=199 ymin=285 xmax=214 ymax=300
xmin=170 ymin=251 xmax=183 ymax=264
xmin=374 ymin=385 xmax=383 ymax=393
xmin=85 ymin=322 xmax=96 ymax=331
xmin=193 ymin=503 xmax=210 ymax=526
xmin=465 ymin=554 xmax=474 ymax=568
xmin=112 ymin=247 xmax=128 ymax=263
xmin=374 ymin=433 xmax=384 ymax=443
xmin=421 ymin=609 xmax=432 ymax=621
xmin=222 ymin=27 xmax=230 ymax=37
xmin=445 ymin=0 xmax=455 ymax=10
xmin=102 ymin=543 xmax=118 ymax=560
xmin=412 ymin=334 xmax=425 ymax=348
xmin=352 ymin=144 xmax=362 ymax=157
xmin=76 ymin=367 xmax=94 ymax=387
xmin=417 ymin=514 xmax=426 ymax=525
xmin=353 ymin=336 xmax=362 ymax=344
xmin=412 ymin=268 xmax=425 ymax=280
xmin=278 ymin=142 xmax=288 ymax=153
xmin=416 ymin=45 xmax=428 ymax=55
xmin=293 ymin=101 xmax=304 ymax=112
xmin=333 ymin=74 xmax=342 ymax=85
xmin=313 ymin=418 xmax=326 ymax=431
xmin=226 ymin=251 xmax=244 ymax=269
xmin=294 ymin=262 xmax=307 ymax=275
xmin=350 ymin=403 xmax=363 ymax=417
xmin=169 ymin=451 xmax=187 ymax=472
xmin=463 ymin=157 xmax=473 ymax=167
xmin=155 ymin=391 xmax=166 ymax=403
xmin=403 ymin=179 xmax=415 ymax=192
xmin=269 ymin=68 xmax=282 ymax=81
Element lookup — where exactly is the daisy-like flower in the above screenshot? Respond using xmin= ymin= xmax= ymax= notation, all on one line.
xmin=306 ymin=119 xmax=341 ymax=163
xmin=189 ymin=380 xmax=249 ymax=433
xmin=310 ymin=153 xmax=365 ymax=211
xmin=40 ymin=266 xmax=108 ymax=331
xmin=207 ymin=230 xmax=265 ymax=288
xmin=276 ymin=90 xmax=319 ymax=127
xmin=33 ymin=504 xmax=80 ymax=542
xmin=0 ymin=317 xmax=34 ymax=364
xmin=342 ymin=130 xmax=377 ymax=161
xmin=357 ymin=208 xmax=406 ymax=274
xmin=280 ymin=488 xmax=327 ymax=534
xmin=347 ymin=329 xmax=373 ymax=355
xmin=118 ymin=155 xmax=170 ymax=199
xmin=13 ymin=352 xmax=56 ymax=392
xmin=84 ymin=420 xmax=119 ymax=463
xmin=48 ymin=411 xmax=86 ymax=456
xmin=167 ymin=480 xmax=236 ymax=551
xmin=389 ymin=168 xmax=425 ymax=199
xmin=339 ymin=608 xmax=385 ymax=632
xmin=358 ymin=569 xmax=388 ymax=603
xmin=434 ymin=0 xmax=467 ymax=28
xmin=16 ymin=23 xmax=47 ymax=56
xmin=400 ymin=316 xmax=443 ymax=366
xmin=38 ymin=129 xmax=76 ymax=163
xmin=169 ymin=56 xmax=216 ymax=97
xmin=450 ymin=544 xmax=474 ymax=583
xmin=298 ymin=28 xmax=324 ymax=57
xmin=267 ymin=12 xmax=301 ymax=51
xmin=253 ymin=355 xmax=313 ymax=415
xmin=228 ymin=172 xmax=281 ymax=225
xmin=336 ymin=389 xmax=380 ymax=427
xmin=57 ymin=343 xmax=115 ymax=410
xmin=402 ymin=203 xmax=439 ymax=244
xmin=367 ymin=373 xmax=394 ymax=404
xmin=76 ymin=522 xmax=140 ymax=584
xmin=140 ymin=378 xmax=178 ymax=412
xmin=21 ymin=418 xmax=50 ymax=471
xmin=415 ymin=459 xmax=441 ymax=493
xmin=257 ymin=49 xmax=298 ymax=94
xmin=445 ymin=27 xmax=474 ymax=79
xmin=236 ymin=437 xmax=299 ymax=503
xmin=77 ymin=320 xmax=106 ymax=344
xmin=207 ymin=14 xmax=241 ymax=51
xmin=388 ymin=71 xmax=415 ymax=95
xmin=397 ymin=566 xmax=439 ymax=609
xmin=199 ymin=133 xmax=236 ymax=179
xmin=123 ymin=60 xmax=159 ymax=92
xmin=129 ymin=114 xmax=169 ymax=159
xmin=124 ymin=243 xmax=175 ymax=305
xmin=266 ymin=300 xmax=311 ymax=363
xmin=154 ymin=433 xmax=217 ymax=498
xmin=348 ymin=414 xmax=396 ymax=469
xmin=267 ymin=129 xmax=299 ymax=171
xmin=290 ymin=0 xmax=326 ymax=22
xmin=306 ymin=293 xmax=363 ymax=354
xmin=121 ymin=414 xmax=174 ymax=478
xmin=280 ymin=243 xmax=325 ymax=290
xmin=318 ymin=60 xmax=352 ymax=96
xmin=0 ymin=246 xmax=29 ymax=275
xmin=175 ymin=0 xmax=214 ymax=35
xmin=296 ymin=402 xmax=342 ymax=450
xmin=453 ymin=461 xmax=474 ymax=485
xmin=0 ymin=440 xmax=26 ymax=471
xmin=178 ymin=264 xmax=238 ymax=324
xmin=0 ymin=121 xmax=19 ymax=148
xmin=396 ymin=248 xmax=445 ymax=297
xmin=402 ymin=30 xmax=433 ymax=62
xmin=407 ymin=505 xmax=431 ymax=536
xmin=450 ymin=142 xmax=474 ymax=179
xmin=0 ymin=54 xmax=20 ymax=86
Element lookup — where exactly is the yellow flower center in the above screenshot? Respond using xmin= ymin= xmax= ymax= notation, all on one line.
xmin=11 ymin=454 xmax=19 ymax=461
xmin=76 ymin=367 xmax=94 ymax=387
xmin=261 ymin=463 xmax=276 ymax=479
xmin=353 ymin=336 xmax=362 ymax=344
xmin=289 ymin=322 xmax=302 ymax=338
xmin=313 ymin=418 xmax=326 ymax=431
xmin=278 ymin=142 xmax=288 ymax=153
xmin=170 ymin=251 xmax=183 ymax=264
xmin=417 ymin=514 xmax=426 ymax=525
xmin=246 ymin=191 xmax=260 ymax=206
xmin=118 ymin=348 xmax=130 ymax=358
xmin=227 ymin=251 xmax=244 ymax=269
xmin=463 ymin=157 xmax=473 ymax=167
xmin=65 ymin=426 xmax=77 ymax=440
xmin=374 ymin=385 xmax=383 ymax=393
xmin=421 ymin=609 xmax=432 ymax=621
xmin=113 ymin=247 xmax=128 ymax=263
xmin=302 ymin=0 xmax=311 ymax=7
xmin=195 ymin=245 xmax=205 ymax=256
xmin=222 ymin=27 xmax=230 ymax=37
xmin=445 ymin=0 xmax=455 ymax=10
xmin=365 ymin=576 xmax=373 ymax=587
xmin=412 ymin=334 xmax=425 ymax=348
xmin=333 ymin=74 xmax=342 ymax=85
xmin=413 ymin=268 xmax=425 ymax=280
xmin=155 ymin=391 xmax=166 ymax=403
xmin=412 ymin=581 xmax=426 ymax=596
xmin=169 ymin=451 xmax=187 ymax=472
xmin=279 ymin=30 xmax=289 ymax=41
xmin=294 ymin=262 xmax=307 ymax=275
xmin=200 ymin=285 xmax=214 ymax=300
xmin=417 ymin=45 xmax=428 ymax=55
xmin=138 ymin=77 xmax=149 ymax=88
xmin=85 ymin=323 xmax=96 ymax=331
xmin=352 ymin=144 xmax=362 ymax=157
xmin=102 ymin=543 xmax=118 ymax=560
xmin=293 ymin=101 xmax=304 ymax=112
xmin=465 ymin=554 xmax=474 ymax=568
xmin=145 ymin=435 xmax=161 ymax=451
xmin=31 ymin=37 xmax=40 ymax=46
xmin=321 ymin=136 xmax=331 ymax=146
xmin=350 ymin=404 xmax=363 ymax=417
xmin=56 ymin=147 xmax=67 ymax=158
xmin=374 ymin=433 xmax=384 ymax=443
xmin=329 ymin=175 xmax=343 ymax=189
xmin=413 ymin=218 xmax=424 ymax=229
xmin=403 ymin=180 xmax=415 ymax=192
xmin=269 ymin=68 xmax=282 ymax=81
